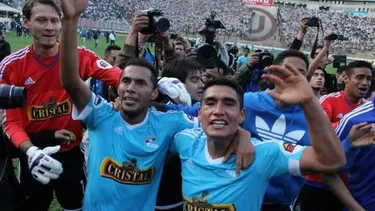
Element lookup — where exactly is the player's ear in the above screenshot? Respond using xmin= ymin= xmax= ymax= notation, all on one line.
xmin=239 ymin=108 xmax=245 ymax=124
xmin=22 ymin=16 xmax=31 ymax=29
xmin=151 ymin=88 xmax=158 ymax=101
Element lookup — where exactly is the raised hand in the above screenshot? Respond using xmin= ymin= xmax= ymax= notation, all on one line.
xmin=60 ymin=0 xmax=88 ymax=20
xmin=348 ymin=123 xmax=375 ymax=147
xmin=262 ymin=63 xmax=315 ymax=105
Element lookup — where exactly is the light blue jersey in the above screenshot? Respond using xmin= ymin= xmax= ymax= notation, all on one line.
xmin=72 ymin=93 xmax=199 ymax=211
xmin=170 ymin=128 xmax=307 ymax=211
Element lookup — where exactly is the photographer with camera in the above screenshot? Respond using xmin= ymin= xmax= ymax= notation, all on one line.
xmin=232 ymin=50 xmax=274 ymax=92
xmin=115 ymin=11 xmax=177 ymax=70
xmin=0 ymin=85 xmax=26 ymax=211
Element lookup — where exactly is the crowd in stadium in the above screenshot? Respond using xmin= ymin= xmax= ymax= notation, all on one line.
xmin=77 ymin=0 xmax=375 ymax=55
xmin=279 ymin=6 xmax=375 ymax=55
xmin=1 ymin=0 xmax=375 ymax=211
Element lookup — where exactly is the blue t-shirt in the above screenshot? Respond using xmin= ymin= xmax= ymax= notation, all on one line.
xmin=336 ymin=99 xmax=375 ymax=210
xmin=72 ymin=93 xmax=199 ymax=211
xmin=237 ymin=55 xmax=248 ymax=66
xmin=170 ymin=128 xmax=306 ymax=211
xmin=242 ymin=91 xmax=309 ymax=204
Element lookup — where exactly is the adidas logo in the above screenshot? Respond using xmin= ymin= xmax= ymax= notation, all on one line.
xmin=114 ymin=126 xmax=123 ymax=135
xmin=336 ymin=113 xmax=344 ymax=119
xmin=24 ymin=77 xmax=35 ymax=85
xmin=255 ymin=115 xmax=305 ymax=143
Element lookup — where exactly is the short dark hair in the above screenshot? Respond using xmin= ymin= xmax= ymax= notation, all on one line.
xmin=336 ymin=66 xmax=346 ymax=75
xmin=123 ymin=58 xmax=158 ymax=88
xmin=244 ymin=47 xmax=250 ymax=52
xmin=202 ymin=77 xmax=244 ymax=109
xmin=274 ymin=49 xmax=309 ymax=68
xmin=104 ymin=45 xmax=121 ymax=57
xmin=23 ymin=0 xmax=61 ymax=20
xmin=162 ymin=58 xmax=203 ymax=83
xmin=345 ymin=60 xmax=372 ymax=77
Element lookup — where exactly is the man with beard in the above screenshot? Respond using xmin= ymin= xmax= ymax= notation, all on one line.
xmin=0 ymin=0 xmax=122 ymax=210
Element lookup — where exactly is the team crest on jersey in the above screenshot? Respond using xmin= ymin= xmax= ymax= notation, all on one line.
xmin=279 ymin=142 xmax=305 ymax=155
xmin=145 ymin=136 xmax=159 ymax=149
xmin=96 ymin=59 xmax=113 ymax=69
xmin=100 ymin=157 xmax=155 ymax=185
xmin=183 ymin=192 xmax=236 ymax=211
xmin=27 ymin=97 xmax=72 ymax=121
xmin=283 ymin=143 xmax=296 ymax=152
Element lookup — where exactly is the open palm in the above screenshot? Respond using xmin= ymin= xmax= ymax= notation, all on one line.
xmin=349 ymin=123 xmax=375 ymax=147
xmin=60 ymin=0 xmax=88 ymax=19
xmin=262 ymin=64 xmax=315 ymax=105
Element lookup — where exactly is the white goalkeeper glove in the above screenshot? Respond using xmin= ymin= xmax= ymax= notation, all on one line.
xmin=26 ymin=146 xmax=63 ymax=185
xmin=158 ymin=77 xmax=192 ymax=106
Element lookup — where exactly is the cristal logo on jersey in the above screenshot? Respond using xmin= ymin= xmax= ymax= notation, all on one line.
xmin=96 ymin=59 xmax=113 ymax=69
xmin=183 ymin=192 xmax=236 ymax=211
xmin=100 ymin=157 xmax=155 ymax=185
xmin=27 ymin=97 xmax=72 ymax=121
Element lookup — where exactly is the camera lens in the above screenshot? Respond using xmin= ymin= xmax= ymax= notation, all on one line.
xmin=0 ymin=84 xmax=27 ymax=109
xmin=155 ymin=18 xmax=170 ymax=33
xmin=197 ymin=45 xmax=217 ymax=68
xmin=261 ymin=55 xmax=274 ymax=67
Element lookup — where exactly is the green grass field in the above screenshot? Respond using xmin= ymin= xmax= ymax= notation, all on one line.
xmin=6 ymin=32 xmax=127 ymax=58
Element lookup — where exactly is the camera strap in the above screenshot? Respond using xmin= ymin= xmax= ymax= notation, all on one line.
xmin=310 ymin=19 xmax=324 ymax=59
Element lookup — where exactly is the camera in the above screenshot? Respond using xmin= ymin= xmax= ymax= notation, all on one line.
xmin=0 ymin=84 xmax=27 ymax=109
xmin=196 ymin=11 xmax=226 ymax=68
xmin=305 ymin=17 xmax=319 ymax=27
xmin=326 ymin=34 xmax=349 ymax=41
xmin=254 ymin=51 xmax=274 ymax=69
xmin=140 ymin=9 xmax=170 ymax=35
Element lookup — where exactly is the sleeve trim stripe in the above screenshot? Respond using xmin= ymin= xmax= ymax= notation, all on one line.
xmin=335 ymin=103 xmax=373 ymax=137
xmin=0 ymin=46 xmax=29 ymax=80
xmin=319 ymin=92 xmax=340 ymax=103
xmin=288 ymin=159 xmax=302 ymax=176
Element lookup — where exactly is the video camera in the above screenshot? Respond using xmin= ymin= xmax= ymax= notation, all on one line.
xmin=254 ymin=51 xmax=274 ymax=69
xmin=326 ymin=34 xmax=349 ymax=41
xmin=140 ymin=9 xmax=170 ymax=35
xmin=0 ymin=84 xmax=26 ymax=109
xmin=196 ymin=11 xmax=226 ymax=68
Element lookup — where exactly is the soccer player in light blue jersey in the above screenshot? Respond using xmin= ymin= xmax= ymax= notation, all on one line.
xmin=58 ymin=1 xmax=253 ymax=210
xmin=170 ymin=64 xmax=347 ymax=211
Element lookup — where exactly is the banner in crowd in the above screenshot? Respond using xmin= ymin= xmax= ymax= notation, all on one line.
xmin=241 ymin=0 xmax=274 ymax=6
xmin=343 ymin=10 xmax=368 ymax=17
